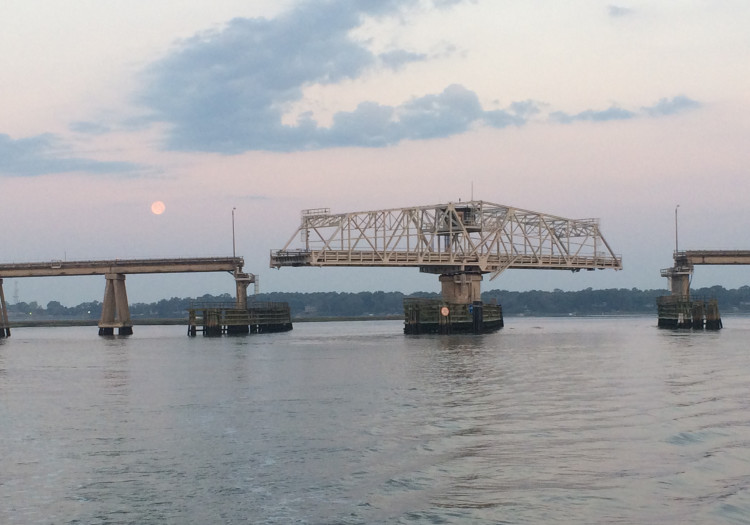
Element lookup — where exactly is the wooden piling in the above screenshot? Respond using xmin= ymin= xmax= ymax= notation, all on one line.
xmin=705 ymin=299 xmax=723 ymax=330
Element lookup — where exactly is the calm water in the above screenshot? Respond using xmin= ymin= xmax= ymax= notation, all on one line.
xmin=2 ymin=317 xmax=750 ymax=524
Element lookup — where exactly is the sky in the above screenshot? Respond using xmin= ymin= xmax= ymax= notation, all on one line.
xmin=2 ymin=0 xmax=749 ymax=306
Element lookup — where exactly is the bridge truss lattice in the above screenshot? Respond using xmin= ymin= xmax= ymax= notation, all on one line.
xmin=271 ymin=201 xmax=622 ymax=279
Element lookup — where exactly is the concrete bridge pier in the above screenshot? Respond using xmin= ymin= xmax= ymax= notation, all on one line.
xmin=439 ymin=272 xmax=482 ymax=303
xmin=667 ymin=270 xmax=691 ymax=298
xmin=0 ymin=279 xmax=10 ymax=337
xmin=234 ymin=271 xmax=254 ymax=309
xmin=404 ymin=272 xmax=503 ymax=334
xmin=98 ymin=273 xmax=133 ymax=336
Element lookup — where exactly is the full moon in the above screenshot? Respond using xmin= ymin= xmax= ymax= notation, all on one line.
xmin=151 ymin=201 xmax=166 ymax=215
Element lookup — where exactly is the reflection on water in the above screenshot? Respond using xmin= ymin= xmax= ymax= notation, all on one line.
xmin=2 ymin=319 xmax=750 ymax=523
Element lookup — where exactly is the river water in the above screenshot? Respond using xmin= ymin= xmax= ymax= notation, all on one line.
xmin=2 ymin=317 xmax=750 ymax=524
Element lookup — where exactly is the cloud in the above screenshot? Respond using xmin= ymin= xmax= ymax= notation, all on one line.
xmin=134 ymin=0 xmax=698 ymax=153
xmin=551 ymin=106 xmax=636 ymax=124
xmin=433 ymin=0 xmax=468 ymax=7
xmin=643 ymin=95 xmax=701 ymax=117
xmin=0 ymin=133 xmax=142 ymax=177
xmin=312 ymin=85 xmax=539 ymax=148
xmin=137 ymin=2 xmax=376 ymax=153
xmin=398 ymin=84 xmax=484 ymax=139
xmin=325 ymin=102 xmax=397 ymax=147
xmin=551 ymin=96 xmax=701 ymax=125
xmin=69 ymin=121 xmax=112 ymax=135
xmin=607 ymin=5 xmax=634 ymax=18
xmin=137 ymin=0 xmax=519 ymax=153
xmin=379 ymin=49 xmax=428 ymax=71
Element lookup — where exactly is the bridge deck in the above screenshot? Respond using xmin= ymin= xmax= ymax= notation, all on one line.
xmin=0 ymin=257 xmax=244 ymax=278
xmin=270 ymin=250 xmax=622 ymax=272
xmin=678 ymin=250 xmax=750 ymax=266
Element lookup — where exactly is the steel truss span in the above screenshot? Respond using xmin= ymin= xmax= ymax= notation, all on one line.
xmin=270 ymin=201 xmax=622 ymax=279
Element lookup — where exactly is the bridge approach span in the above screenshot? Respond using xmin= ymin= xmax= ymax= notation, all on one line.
xmin=0 ymin=256 xmax=244 ymax=278
xmin=662 ymin=250 xmax=750 ymax=298
xmin=677 ymin=250 xmax=750 ymax=266
xmin=0 ymin=256 xmax=253 ymax=337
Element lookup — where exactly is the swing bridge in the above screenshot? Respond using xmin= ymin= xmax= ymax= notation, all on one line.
xmin=271 ymin=200 xmax=622 ymax=304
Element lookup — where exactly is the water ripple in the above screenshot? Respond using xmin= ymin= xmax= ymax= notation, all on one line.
xmin=3 ymin=319 xmax=750 ymax=523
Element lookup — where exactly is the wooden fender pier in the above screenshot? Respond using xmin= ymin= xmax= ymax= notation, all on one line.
xmin=404 ymin=298 xmax=503 ymax=334
xmin=187 ymin=301 xmax=293 ymax=336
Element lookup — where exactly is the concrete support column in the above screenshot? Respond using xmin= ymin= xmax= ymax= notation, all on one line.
xmin=234 ymin=272 xmax=253 ymax=309
xmin=439 ymin=273 xmax=483 ymax=304
xmin=99 ymin=273 xmax=133 ymax=336
xmin=669 ymin=272 xmax=691 ymax=299
xmin=0 ymin=279 xmax=10 ymax=337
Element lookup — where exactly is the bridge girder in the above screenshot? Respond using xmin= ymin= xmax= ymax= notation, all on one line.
xmin=0 ymin=257 xmax=245 ymax=278
xmin=271 ymin=200 xmax=622 ymax=280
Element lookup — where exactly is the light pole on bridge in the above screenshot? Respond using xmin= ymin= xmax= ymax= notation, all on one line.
xmin=675 ymin=204 xmax=680 ymax=254
xmin=232 ymin=207 xmax=237 ymax=259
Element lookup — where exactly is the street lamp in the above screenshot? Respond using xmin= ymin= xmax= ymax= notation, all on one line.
xmin=674 ymin=204 xmax=680 ymax=254
xmin=232 ymin=207 xmax=237 ymax=258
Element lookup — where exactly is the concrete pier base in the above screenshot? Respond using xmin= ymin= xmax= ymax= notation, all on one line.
xmin=439 ymin=273 xmax=482 ymax=303
xmin=97 ymin=325 xmax=134 ymax=336
xmin=98 ymin=273 xmax=133 ymax=336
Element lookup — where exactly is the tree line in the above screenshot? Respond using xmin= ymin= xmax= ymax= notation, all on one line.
xmin=8 ymin=285 xmax=750 ymax=320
